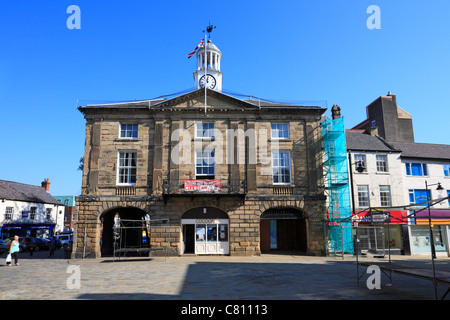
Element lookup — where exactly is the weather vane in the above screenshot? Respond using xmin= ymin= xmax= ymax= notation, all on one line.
xmin=203 ymin=21 xmax=216 ymax=41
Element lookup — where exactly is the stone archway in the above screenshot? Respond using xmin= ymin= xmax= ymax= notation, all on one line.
xmin=260 ymin=207 xmax=307 ymax=252
xmin=100 ymin=207 xmax=148 ymax=257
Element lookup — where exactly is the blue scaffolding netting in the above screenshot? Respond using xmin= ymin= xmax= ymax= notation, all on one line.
xmin=321 ymin=116 xmax=353 ymax=254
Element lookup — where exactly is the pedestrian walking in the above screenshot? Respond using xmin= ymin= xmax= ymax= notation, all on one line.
xmin=9 ymin=235 xmax=20 ymax=266
xmin=49 ymin=237 xmax=57 ymax=258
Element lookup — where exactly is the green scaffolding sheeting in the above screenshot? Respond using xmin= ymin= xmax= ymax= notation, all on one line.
xmin=321 ymin=116 xmax=353 ymax=254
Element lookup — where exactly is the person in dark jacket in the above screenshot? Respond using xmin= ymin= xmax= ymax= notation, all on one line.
xmin=49 ymin=237 xmax=57 ymax=258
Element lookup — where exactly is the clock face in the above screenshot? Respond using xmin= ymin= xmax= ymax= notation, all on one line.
xmin=199 ymin=74 xmax=216 ymax=89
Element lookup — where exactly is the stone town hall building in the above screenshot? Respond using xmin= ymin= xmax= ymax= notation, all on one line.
xmin=73 ymin=36 xmax=327 ymax=258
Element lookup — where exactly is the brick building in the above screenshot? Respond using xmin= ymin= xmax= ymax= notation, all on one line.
xmin=73 ymin=38 xmax=327 ymax=258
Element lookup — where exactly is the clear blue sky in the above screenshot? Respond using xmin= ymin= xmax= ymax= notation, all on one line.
xmin=1 ymin=0 xmax=449 ymax=196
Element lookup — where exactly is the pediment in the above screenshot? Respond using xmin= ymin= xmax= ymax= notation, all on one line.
xmin=149 ymin=89 xmax=259 ymax=111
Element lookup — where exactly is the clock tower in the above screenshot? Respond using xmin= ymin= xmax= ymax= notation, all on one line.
xmin=194 ymin=39 xmax=223 ymax=92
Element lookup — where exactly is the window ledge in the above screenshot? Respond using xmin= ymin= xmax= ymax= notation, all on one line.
xmin=268 ymin=139 xmax=292 ymax=142
xmin=114 ymin=138 xmax=141 ymax=142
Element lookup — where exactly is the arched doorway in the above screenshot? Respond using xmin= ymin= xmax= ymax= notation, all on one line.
xmin=100 ymin=207 xmax=148 ymax=257
xmin=260 ymin=208 xmax=307 ymax=252
xmin=181 ymin=207 xmax=229 ymax=255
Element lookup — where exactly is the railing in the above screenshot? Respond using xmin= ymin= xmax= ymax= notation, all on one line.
xmin=272 ymin=186 xmax=294 ymax=195
xmin=162 ymin=179 xmax=247 ymax=195
xmin=116 ymin=186 xmax=137 ymax=196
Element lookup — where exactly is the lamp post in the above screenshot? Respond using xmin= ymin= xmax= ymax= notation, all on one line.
xmin=424 ymin=181 xmax=444 ymax=300
xmin=349 ymin=153 xmax=366 ymax=284
xmin=348 ymin=153 xmax=365 ymax=255
xmin=425 ymin=181 xmax=444 ymax=259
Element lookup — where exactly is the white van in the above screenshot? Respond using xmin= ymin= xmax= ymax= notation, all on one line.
xmin=57 ymin=234 xmax=73 ymax=248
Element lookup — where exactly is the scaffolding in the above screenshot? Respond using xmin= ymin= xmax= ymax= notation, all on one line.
xmin=112 ymin=215 xmax=169 ymax=261
xmin=321 ymin=116 xmax=353 ymax=255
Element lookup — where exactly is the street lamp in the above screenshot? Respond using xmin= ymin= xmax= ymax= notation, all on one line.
xmin=348 ymin=153 xmax=365 ymax=258
xmin=348 ymin=154 xmax=365 ymax=221
xmin=425 ymin=181 xmax=444 ymax=259
xmin=424 ymin=181 xmax=444 ymax=300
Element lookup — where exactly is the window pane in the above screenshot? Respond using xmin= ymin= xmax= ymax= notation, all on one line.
xmin=407 ymin=163 xmax=427 ymax=176
xmin=130 ymin=169 xmax=136 ymax=183
xmin=196 ymin=225 xmax=206 ymax=242
xmin=120 ymin=124 xmax=138 ymax=138
xmin=411 ymin=189 xmax=431 ymax=206
xmin=411 ymin=163 xmax=421 ymax=175
xmin=272 ymin=151 xmax=291 ymax=184
xmin=409 ymin=190 xmax=414 ymax=203
xmin=444 ymin=165 xmax=450 ymax=177
xmin=376 ymin=155 xmax=387 ymax=172
xmin=406 ymin=163 xmax=411 ymax=175
xmin=196 ymin=122 xmax=214 ymax=138
xmin=219 ymin=224 xmax=228 ymax=241
xmin=380 ymin=185 xmax=391 ymax=207
xmin=207 ymin=224 xmax=217 ymax=242
xmin=118 ymin=152 xmax=137 ymax=184
xmin=357 ymin=185 xmax=369 ymax=207
xmin=271 ymin=123 xmax=289 ymax=138
xmin=195 ymin=149 xmax=215 ymax=177
xmin=355 ymin=155 xmax=366 ymax=172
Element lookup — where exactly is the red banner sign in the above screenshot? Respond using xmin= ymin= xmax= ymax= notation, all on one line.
xmin=353 ymin=210 xmax=408 ymax=225
xmin=184 ymin=180 xmax=221 ymax=193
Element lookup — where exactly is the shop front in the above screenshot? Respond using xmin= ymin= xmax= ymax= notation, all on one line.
xmin=354 ymin=210 xmax=408 ymax=254
xmin=409 ymin=209 xmax=450 ymax=256
xmin=1 ymin=223 xmax=55 ymax=239
xmin=181 ymin=207 xmax=229 ymax=255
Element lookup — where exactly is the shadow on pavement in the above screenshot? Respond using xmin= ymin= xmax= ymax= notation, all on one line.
xmin=76 ymin=259 xmax=449 ymax=300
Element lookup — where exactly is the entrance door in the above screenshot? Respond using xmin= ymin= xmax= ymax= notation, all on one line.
xmin=181 ymin=219 xmax=229 ymax=254
xmin=183 ymin=224 xmax=195 ymax=254
xmin=181 ymin=207 xmax=230 ymax=255
xmin=260 ymin=208 xmax=307 ymax=252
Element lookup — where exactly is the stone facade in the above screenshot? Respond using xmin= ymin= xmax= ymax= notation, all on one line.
xmin=74 ymin=89 xmax=327 ymax=258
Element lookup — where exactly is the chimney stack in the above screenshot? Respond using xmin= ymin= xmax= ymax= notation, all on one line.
xmin=41 ymin=178 xmax=50 ymax=192
xmin=331 ymin=105 xmax=341 ymax=120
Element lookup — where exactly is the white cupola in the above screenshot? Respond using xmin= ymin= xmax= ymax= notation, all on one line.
xmin=194 ymin=39 xmax=223 ymax=92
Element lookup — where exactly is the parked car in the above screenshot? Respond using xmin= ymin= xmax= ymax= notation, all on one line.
xmin=5 ymin=237 xmax=38 ymax=252
xmin=35 ymin=238 xmax=51 ymax=250
xmin=56 ymin=234 xmax=73 ymax=248
xmin=0 ymin=240 xmax=7 ymax=255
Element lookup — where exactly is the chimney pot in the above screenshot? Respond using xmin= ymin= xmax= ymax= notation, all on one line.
xmin=41 ymin=178 xmax=50 ymax=192
xmin=331 ymin=105 xmax=341 ymax=120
